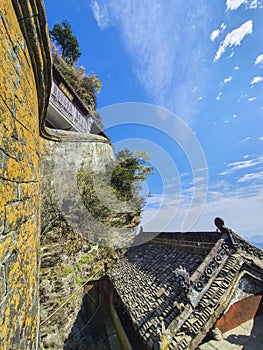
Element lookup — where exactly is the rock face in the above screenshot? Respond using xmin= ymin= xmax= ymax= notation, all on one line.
xmin=39 ymin=219 xmax=121 ymax=349
xmin=41 ymin=129 xmax=140 ymax=248
xmin=39 ymin=131 xmax=125 ymax=349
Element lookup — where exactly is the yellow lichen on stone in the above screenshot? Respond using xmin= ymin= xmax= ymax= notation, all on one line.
xmin=0 ymin=0 xmax=43 ymax=348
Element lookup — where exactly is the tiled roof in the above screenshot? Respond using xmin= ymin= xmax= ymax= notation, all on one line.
xmin=110 ymin=243 xmax=204 ymax=345
xmin=109 ymin=221 xmax=263 ymax=350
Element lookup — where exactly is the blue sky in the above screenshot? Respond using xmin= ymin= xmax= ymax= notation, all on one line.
xmin=44 ymin=0 xmax=263 ymax=240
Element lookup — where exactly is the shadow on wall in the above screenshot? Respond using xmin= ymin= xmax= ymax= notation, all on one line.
xmin=226 ymin=308 xmax=263 ymax=350
xmin=64 ymin=280 xmax=112 ymax=350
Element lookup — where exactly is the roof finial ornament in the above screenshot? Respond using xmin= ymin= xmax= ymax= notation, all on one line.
xmin=214 ymin=217 xmax=225 ymax=232
xmin=214 ymin=217 xmax=238 ymax=247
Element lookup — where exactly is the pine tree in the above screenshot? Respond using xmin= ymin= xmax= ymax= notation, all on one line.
xmin=50 ymin=20 xmax=81 ymax=66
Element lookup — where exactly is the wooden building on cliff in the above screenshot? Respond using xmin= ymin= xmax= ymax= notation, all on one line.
xmin=46 ymin=63 xmax=107 ymax=138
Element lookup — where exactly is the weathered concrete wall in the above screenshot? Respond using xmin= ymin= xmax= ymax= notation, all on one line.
xmin=0 ymin=1 xmax=51 ymax=349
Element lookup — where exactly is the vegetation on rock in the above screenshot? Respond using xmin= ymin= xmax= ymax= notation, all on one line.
xmin=52 ymin=52 xmax=102 ymax=115
xmin=50 ymin=20 xmax=102 ymax=124
xmin=112 ymin=149 xmax=154 ymax=201
xmin=50 ymin=20 xmax=81 ymax=65
xmin=77 ymin=149 xmax=153 ymax=228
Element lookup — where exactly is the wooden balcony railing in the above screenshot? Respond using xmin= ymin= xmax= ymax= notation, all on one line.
xmin=49 ymin=81 xmax=93 ymax=133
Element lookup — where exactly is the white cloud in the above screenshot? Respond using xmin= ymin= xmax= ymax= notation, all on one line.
xmin=143 ymin=153 xmax=263 ymax=236
xmin=248 ymin=96 xmax=256 ymax=101
xmin=224 ymin=76 xmax=233 ymax=84
xmin=260 ymin=136 xmax=263 ymax=140
xmin=255 ymin=54 xmax=263 ymax=66
xmin=142 ymin=185 xmax=263 ymax=236
xmin=248 ymin=0 xmax=261 ymax=8
xmin=250 ymin=76 xmax=263 ymax=85
xmin=90 ymin=1 xmax=218 ymax=122
xmin=238 ymin=171 xmax=263 ymax=182
xmin=234 ymin=66 xmax=239 ymax=70
xmin=226 ymin=0 xmax=247 ymax=10
xmin=214 ymin=20 xmax=253 ymax=62
xmin=219 ymin=155 xmax=263 ymax=175
xmin=226 ymin=0 xmax=261 ymax=10
xmin=210 ymin=23 xmax=226 ymax=42
xmin=219 ymin=76 xmax=232 ymax=88
xmin=227 ymin=51 xmax=235 ymax=59
xmin=216 ymin=92 xmax=223 ymax=101
xmin=232 ymin=114 xmax=237 ymax=118
xmin=90 ymin=0 xmax=111 ymax=30
xmin=210 ymin=29 xmax=220 ymax=42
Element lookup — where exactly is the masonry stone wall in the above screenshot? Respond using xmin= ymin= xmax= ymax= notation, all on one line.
xmin=0 ymin=4 xmax=40 ymax=350
xmin=0 ymin=1 xmax=51 ymax=349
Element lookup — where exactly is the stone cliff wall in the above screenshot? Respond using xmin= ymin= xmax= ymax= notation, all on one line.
xmin=39 ymin=130 xmax=119 ymax=349
xmin=41 ymin=129 xmax=114 ymax=241
xmin=0 ymin=0 xmax=51 ymax=349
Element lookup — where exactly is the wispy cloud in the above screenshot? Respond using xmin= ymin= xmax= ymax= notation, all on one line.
xmin=219 ymin=155 xmax=263 ymax=175
xmin=90 ymin=0 xmax=217 ymax=122
xmin=216 ymin=92 xmax=223 ymax=101
xmin=142 ymin=184 xmax=263 ymax=236
xmin=214 ymin=20 xmax=253 ymax=61
xmin=142 ymin=153 xmax=263 ymax=235
xmin=90 ymin=0 xmax=111 ymax=29
xmin=255 ymin=54 xmax=263 ymax=66
xmin=250 ymin=76 xmax=263 ymax=85
xmin=242 ymin=136 xmax=250 ymax=141
xmin=237 ymin=171 xmax=263 ymax=182
xmin=248 ymin=96 xmax=257 ymax=101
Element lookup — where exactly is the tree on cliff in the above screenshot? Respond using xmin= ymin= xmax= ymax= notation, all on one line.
xmin=50 ymin=20 xmax=81 ymax=65
xmin=50 ymin=20 xmax=102 ymax=116
xmin=77 ymin=149 xmax=154 ymax=227
xmin=111 ymin=149 xmax=154 ymax=201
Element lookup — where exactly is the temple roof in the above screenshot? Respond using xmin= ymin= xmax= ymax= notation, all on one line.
xmin=109 ymin=219 xmax=263 ymax=350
